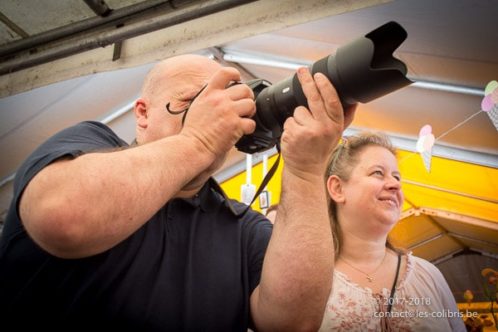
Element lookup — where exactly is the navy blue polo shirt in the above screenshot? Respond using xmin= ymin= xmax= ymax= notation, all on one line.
xmin=0 ymin=121 xmax=273 ymax=331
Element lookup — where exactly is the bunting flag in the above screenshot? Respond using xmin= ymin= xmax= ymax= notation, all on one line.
xmin=407 ymin=81 xmax=498 ymax=175
xmin=482 ymin=80 xmax=498 ymax=131
xmin=421 ymin=150 xmax=432 ymax=173
xmin=416 ymin=124 xmax=435 ymax=173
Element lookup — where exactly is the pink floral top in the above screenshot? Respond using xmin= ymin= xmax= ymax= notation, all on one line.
xmin=319 ymin=253 xmax=466 ymax=331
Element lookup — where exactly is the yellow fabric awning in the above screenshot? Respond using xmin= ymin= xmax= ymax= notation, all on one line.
xmin=220 ymin=149 xmax=498 ymax=260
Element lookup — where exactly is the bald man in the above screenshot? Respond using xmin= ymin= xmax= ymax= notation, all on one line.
xmin=0 ymin=54 xmax=355 ymax=331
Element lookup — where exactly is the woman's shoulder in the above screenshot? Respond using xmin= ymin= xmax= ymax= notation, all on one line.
xmin=408 ymin=253 xmax=442 ymax=274
xmin=402 ymin=252 xmax=447 ymax=286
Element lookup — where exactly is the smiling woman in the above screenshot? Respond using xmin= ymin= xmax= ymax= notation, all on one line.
xmin=319 ymin=132 xmax=466 ymax=332
xmin=325 ymin=132 xmax=402 ymax=257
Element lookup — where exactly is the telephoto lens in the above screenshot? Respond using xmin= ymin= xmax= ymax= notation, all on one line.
xmin=236 ymin=21 xmax=413 ymax=154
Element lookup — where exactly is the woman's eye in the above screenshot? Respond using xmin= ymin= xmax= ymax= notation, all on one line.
xmin=373 ymin=170 xmax=383 ymax=176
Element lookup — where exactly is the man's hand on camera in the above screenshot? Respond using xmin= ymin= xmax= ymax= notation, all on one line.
xmin=177 ymin=68 xmax=256 ymax=192
xmin=180 ymin=67 xmax=256 ymax=160
xmin=280 ymin=67 xmax=356 ymax=179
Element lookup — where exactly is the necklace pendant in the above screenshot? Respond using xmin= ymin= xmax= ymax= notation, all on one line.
xmin=366 ymin=275 xmax=373 ymax=282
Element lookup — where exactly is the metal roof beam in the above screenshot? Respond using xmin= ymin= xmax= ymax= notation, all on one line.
xmin=221 ymin=51 xmax=485 ymax=96
xmin=0 ymin=0 xmax=256 ymax=77
xmin=83 ymin=0 xmax=112 ymax=17
xmin=0 ymin=0 xmax=392 ymax=97
xmin=0 ymin=0 xmax=171 ymax=58
xmin=212 ymin=127 xmax=498 ymax=184
xmin=345 ymin=127 xmax=498 ymax=169
xmin=420 ymin=207 xmax=498 ymax=231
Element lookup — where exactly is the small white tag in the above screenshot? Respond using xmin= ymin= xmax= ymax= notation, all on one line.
xmin=259 ymin=190 xmax=270 ymax=209
xmin=241 ymin=184 xmax=256 ymax=205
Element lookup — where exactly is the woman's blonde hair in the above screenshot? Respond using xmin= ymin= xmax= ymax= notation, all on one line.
xmin=325 ymin=132 xmax=403 ymax=258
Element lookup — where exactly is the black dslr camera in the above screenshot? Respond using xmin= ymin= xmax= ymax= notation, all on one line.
xmin=235 ymin=21 xmax=413 ymax=154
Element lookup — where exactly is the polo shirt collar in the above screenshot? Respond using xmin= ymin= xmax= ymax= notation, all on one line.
xmin=180 ymin=178 xmax=219 ymax=212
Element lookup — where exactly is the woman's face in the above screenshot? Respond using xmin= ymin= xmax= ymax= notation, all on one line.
xmin=336 ymin=145 xmax=404 ymax=236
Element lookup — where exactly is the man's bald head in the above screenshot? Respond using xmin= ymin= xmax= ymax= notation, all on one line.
xmin=134 ymin=54 xmax=222 ymax=144
xmin=141 ymin=54 xmax=221 ymax=105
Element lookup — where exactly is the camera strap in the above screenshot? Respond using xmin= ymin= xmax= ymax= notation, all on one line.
xmin=212 ymin=144 xmax=282 ymax=218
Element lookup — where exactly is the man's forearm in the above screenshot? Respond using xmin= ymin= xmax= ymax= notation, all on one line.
xmin=255 ymin=168 xmax=334 ymax=331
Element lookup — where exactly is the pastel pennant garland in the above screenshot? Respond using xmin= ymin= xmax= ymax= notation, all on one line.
xmin=482 ymin=80 xmax=498 ymax=131
xmin=408 ymin=81 xmax=498 ymax=175
xmin=416 ymin=124 xmax=435 ymax=173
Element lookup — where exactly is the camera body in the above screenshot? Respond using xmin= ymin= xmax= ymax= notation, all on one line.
xmin=235 ymin=21 xmax=413 ymax=154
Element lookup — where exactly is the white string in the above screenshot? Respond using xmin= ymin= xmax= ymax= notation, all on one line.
xmin=435 ymin=110 xmax=483 ymax=141
xmin=398 ymin=109 xmax=484 ymax=166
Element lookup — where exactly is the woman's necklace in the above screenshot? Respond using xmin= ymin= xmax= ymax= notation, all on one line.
xmin=340 ymin=250 xmax=387 ymax=283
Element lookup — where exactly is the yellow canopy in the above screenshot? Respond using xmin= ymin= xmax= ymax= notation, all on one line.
xmin=220 ymin=149 xmax=498 ymax=261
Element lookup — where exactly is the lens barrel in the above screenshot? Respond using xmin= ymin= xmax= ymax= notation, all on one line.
xmin=236 ymin=21 xmax=413 ymax=154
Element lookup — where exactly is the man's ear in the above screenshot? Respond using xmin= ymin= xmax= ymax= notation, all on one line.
xmin=327 ymin=175 xmax=345 ymax=203
xmin=134 ymin=98 xmax=148 ymax=129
